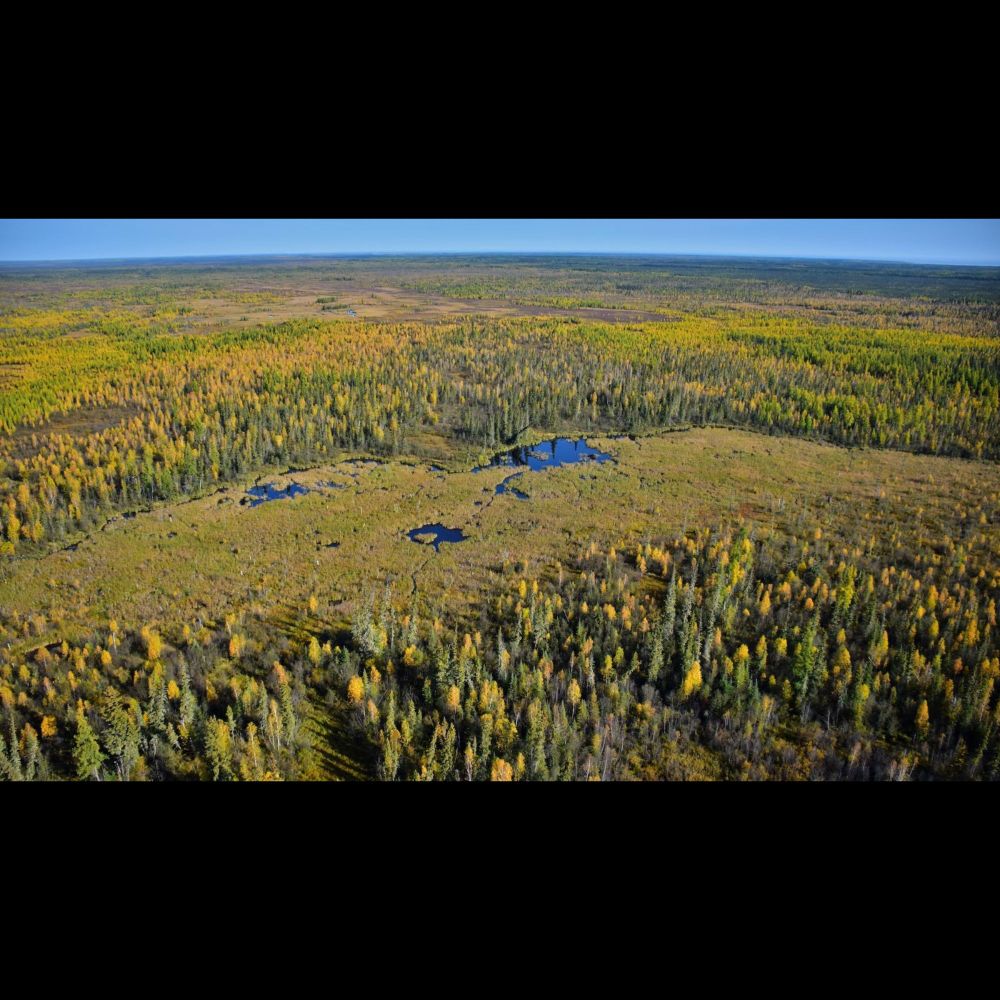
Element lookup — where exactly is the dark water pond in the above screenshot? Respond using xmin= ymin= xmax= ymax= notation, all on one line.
xmin=246 ymin=482 xmax=310 ymax=507
xmin=474 ymin=437 xmax=614 ymax=496
xmin=475 ymin=437 xmax=614 ymax=473
xmin=496 ymin=473 xmax=530 ymax=499
xmin=407 ymin=523 xmax=467 ymax=551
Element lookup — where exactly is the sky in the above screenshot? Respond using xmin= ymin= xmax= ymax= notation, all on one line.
xmin=0 ymin=219 xmax=998 ymax=265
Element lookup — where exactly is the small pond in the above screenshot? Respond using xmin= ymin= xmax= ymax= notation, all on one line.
xmin=496 ymin=473 xmax=530 ymax=499
xmin=474 ymin=437 xmax=614 ymax=496
xmin=475 ymin=437 xmax=614 ymax=473
xmin=245 ymin=482 xmax=310 ymax=507
xmin=407 ymin=523 xmax=467 ymax=551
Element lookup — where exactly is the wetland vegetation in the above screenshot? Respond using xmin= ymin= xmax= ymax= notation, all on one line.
xmin=0 ymin=253 xmax=997 ymax=781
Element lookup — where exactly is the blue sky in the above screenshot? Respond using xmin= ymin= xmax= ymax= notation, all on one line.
xmin=1 ymin=219 xmax=997 ymax=265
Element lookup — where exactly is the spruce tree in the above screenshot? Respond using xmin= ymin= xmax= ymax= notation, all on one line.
xmin=74 ymin=714 xmax=105 ymax=781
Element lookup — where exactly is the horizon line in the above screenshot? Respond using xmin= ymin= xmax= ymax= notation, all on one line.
xmin=1 ymin=249 xmax=999 ymax=268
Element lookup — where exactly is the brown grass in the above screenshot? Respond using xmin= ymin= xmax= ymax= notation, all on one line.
xmin=3 ymin=426 xmax=996 ymax=652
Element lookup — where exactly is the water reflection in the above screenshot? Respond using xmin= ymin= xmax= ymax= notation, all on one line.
xmin=474 ymin=437 xmax=613 ymax=497
xmin=246 ymin=482 xmax=310 ymax=507
xmin=407 ymin=523 xmax=467 ymax=551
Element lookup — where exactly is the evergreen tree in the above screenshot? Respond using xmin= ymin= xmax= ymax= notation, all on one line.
xmin=74 ymin=713 xmax=106 ymax=781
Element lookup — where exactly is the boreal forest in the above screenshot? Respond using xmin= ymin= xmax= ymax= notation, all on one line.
xmin=1 ymin=253 xmax=997 ymax=781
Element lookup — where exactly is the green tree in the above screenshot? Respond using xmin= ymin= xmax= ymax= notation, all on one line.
xmin=204 ymin=718 xmax=233 ymax=780
xmin=74 ymin=713 xmax=106 ymax=781
xmin=100 ymin=691 xmax=141 ymax=781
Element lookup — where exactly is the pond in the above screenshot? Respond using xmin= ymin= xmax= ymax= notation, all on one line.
xmin=245 ymin=482 xmax=310 ymax=507
xmin=496 ymin=473 xmax=530 ymax=499
xmin=474 ymin=437 xmax=614 ymax=496
xmin=407 ymin=523 xmax=468 ymax=551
